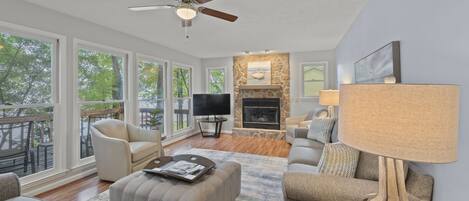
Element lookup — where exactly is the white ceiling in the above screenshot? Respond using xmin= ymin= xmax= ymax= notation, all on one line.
xmin=24 ymin=0 xmax=368 ymax=58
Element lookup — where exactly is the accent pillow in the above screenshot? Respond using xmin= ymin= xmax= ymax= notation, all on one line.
xmin=318 ymin=142 xmax=360 ymax=178
xmin=306 ymin=117 xmax=335 ymax=143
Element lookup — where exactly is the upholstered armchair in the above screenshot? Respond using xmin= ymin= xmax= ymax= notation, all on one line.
xmin=90 ymin=119 xmax=164 ymax=182
xmin=0 ymin=173 xmax=41 ymax=201
xmin=285 ymin=107 xmax=329 ymax=144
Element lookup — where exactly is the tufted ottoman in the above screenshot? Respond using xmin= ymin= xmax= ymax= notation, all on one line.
xmin=109 ymin=160 xmax=241 ymax=201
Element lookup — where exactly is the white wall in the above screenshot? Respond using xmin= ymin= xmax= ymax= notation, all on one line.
xmin=201 ymin=50 xmax=337 ymax=131
xmin=0 ymin=0 xmax=202 ymax=194
xmin=336 ymin=1 xmax=469 ymax=200
xmin=290 ymin=50 xmax=336 ymax=116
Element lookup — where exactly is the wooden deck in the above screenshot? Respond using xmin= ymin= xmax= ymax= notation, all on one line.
xmin=36 ymin=134 xmax=291 ymax=201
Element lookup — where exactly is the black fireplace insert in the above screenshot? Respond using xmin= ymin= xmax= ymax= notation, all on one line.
xmin=242 ymin=98 xmax=280 ymax=130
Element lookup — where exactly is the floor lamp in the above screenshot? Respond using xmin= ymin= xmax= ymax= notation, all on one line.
xmin=339 ymin=84 xmax=460 ymax=201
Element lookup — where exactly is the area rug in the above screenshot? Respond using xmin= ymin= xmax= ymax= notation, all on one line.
xmin=88 ymin=148 xmax=288 ymax=201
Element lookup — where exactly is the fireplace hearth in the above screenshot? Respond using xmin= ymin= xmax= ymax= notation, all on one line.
xmin=242 ymin=98 xmax=280 ymax=130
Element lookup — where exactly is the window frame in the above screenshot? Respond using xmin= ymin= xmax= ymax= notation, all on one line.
xmin=300 ymin=61 xmax=329 ymax=98
xmin=206 ymin=67 xmax=226 ymax=94
xmin=135 ymin=53 xmax=169 ymax=137
xmin=170 ymin=63 xmax=193 ymax=136
xmin=72 ymin=39 xmax=132 ymax=167
xmin=0 ymin=21 xmax=67 ymax=184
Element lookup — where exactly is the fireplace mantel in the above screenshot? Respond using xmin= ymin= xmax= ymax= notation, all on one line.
xmin=239 ymin=84 xmax=282 ymax=90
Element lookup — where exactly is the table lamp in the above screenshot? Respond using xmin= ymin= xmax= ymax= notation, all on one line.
xmin=339 ymin=84 xmax=459 ymax=201
xmin=319 ymin=90 xmax=339 ymax=117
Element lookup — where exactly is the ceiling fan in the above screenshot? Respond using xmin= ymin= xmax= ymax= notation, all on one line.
xmin=128 ymin=0 xmax=238 ymax=27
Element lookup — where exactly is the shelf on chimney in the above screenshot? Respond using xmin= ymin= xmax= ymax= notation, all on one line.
xmin=239 ymin=85 xmax=282 ymax=90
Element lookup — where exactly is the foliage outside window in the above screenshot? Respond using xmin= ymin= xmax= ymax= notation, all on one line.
xmin=77 ymin=47 xmax=125 ymax=159
xmin=207 ymin=68 xmax=225 ymax=94
xmin=172 ymin=66 xmax=192 ymax=132
xmin=302 ymin=62 xmax=327 ymax=97
xmin=138 ymin=58 xmax=165 ymax=134
xmin=0 ymin=32 xmax=56 ymax=177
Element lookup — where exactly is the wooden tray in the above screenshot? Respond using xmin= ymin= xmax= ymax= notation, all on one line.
xmin=143 ymin=154 xmax=216 ymax=183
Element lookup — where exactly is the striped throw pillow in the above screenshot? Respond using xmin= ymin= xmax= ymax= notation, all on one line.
xmin=318 ymin=142 xmax=360 ymax=178
xmin=306 ymin=117 xmax=336 ymax=143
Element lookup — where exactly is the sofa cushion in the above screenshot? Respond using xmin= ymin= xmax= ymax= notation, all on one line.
xmin=355 ymin=152 xmax=379 ymax=181
xmin=288 ymin=163 xmax=318 ymax=173
xmin=292 ymin=138 xmax=324 ymax=149
xmin=318 ymin=143 xmax=360 ymax=178
xmin=129 ymin=142 xmax=158 ymax=163
xmin=288 ymin=147 xmax=323 ymax=166
xmin=306 ymin=118 xmax=335 ymax=143
xmin=93 ymin=119 xmax=129 ymax=141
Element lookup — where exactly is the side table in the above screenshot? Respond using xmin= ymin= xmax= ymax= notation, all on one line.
xmin=197 ymin=117 xmax=227 ymax=138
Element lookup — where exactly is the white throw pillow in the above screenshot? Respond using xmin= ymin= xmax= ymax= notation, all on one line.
xmin=318 ymin=142 xmax=360 ymax=178
xmin=306 ymin=117 xmax=336 ymax=143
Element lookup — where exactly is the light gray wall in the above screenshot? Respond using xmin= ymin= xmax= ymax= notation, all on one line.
xmin=290 ymin=50 xmax=336 ymax=116
xmin=336 ymin=1 xmax=469 ymax=200
xmin=201 ymin=50 xmax=337 ymax=131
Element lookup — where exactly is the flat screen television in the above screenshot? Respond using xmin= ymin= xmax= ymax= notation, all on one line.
xmin=193 ymin=94 xmax=231 ymax=116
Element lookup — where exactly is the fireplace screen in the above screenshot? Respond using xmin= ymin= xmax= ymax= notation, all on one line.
xmin=242 ymin=98 xmax=280 ymax=130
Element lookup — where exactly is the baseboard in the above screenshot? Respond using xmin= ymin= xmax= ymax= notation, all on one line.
xmin=23 ymin=167 xmax=97 ymax=196
xmin=203 ymin=129 xmax=233 ymax=134
xmin=162 ymin=130 xmax=200 ymax=146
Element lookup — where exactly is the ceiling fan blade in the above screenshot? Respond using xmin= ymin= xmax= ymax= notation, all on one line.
xmin=128 ymin=5 xmax=174 ymax=11
xmin=191 ymin=0 xmax=213 ymax=4
xmin=198 ymin=7 xmax=238 ymax=22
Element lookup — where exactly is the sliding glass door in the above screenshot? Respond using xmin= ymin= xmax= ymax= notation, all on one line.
xmin=172 ymin=65 xmax=192 ymax=133
xmin=76 ymin=44 xmax=127 ymax=159
xmin=137 ymin=57 xmax=166 ymax=137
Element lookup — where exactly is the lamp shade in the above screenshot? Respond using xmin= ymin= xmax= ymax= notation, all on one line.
xmin=339 ymin=84 xmax=459 ymax=163
xmin=319 ymin=90 xmax=339 ymax=106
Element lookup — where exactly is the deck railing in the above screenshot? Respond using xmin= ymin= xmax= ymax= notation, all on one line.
xmin=0 ymin=106 xmax=189 ymax=177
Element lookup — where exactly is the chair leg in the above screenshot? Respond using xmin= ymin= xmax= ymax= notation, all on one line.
xmin=24 ymin=154 xmax=28 ymax=173
xmin=30 ymin=151 xmax=36 ymax=173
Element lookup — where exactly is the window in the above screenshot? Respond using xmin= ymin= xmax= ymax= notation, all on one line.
xmin=0 ymin=31 xmax=57 ymax=177
xmin=207 ymin=68 xmax=225 ymax=94
xmin=172 ymin=65 xmax=192 ymax=133
xmin=76 ymin=45 xmax=126 ymax=159
xmin=137 ymin=57 xmax=166 ymax=135
xmin=302 ymin=62 xmax=327 ymax=97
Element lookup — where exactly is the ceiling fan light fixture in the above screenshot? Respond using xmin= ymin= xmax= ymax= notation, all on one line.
xmin=176 ymin=4 xmax=197 ymax=20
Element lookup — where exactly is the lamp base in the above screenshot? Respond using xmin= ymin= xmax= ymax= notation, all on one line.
xmin=327 ymin=105 xmax=335 ymax=118
xmin=369 ymin=156 xmax=408 ymax=201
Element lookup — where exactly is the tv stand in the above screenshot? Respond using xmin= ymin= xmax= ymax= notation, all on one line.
xmin=197 ymin=116 xmax=227 ymax=138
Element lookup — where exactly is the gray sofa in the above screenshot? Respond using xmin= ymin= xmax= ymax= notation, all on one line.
xmin=0 ymin=173 xmax=41 ymax=201
xmin=282 ymin=123 xmax=435 ymax=201
xmin=285 ymin=107 xmax=329 ymax=144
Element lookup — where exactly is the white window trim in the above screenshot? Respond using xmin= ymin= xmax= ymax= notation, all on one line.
xmin=206 ymin=67 xmax=227 ymax=94
xmin=170 ymin=62 xmax=193 ymax=136
xmin=135 ymin=53 xmax=169 ymax=136
xmin=71 ymin=39 xmax=132 ymax=168
xmin=0 ymin=20 xmax=68 ymax=185
xmin=299 ymin=61 xmax=329 ymax=100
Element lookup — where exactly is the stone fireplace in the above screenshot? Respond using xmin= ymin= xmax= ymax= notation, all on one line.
xmin=242 ymin=98 xmax=280 ymax=130
xmin=232 ymin=53 xmax=290 ymax=140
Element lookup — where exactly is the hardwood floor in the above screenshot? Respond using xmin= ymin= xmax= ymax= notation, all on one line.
xmin=36 ymin=134 xmax=291 ymax=201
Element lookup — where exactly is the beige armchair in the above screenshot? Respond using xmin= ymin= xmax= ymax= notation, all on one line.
xmin=91 ymin=119 xmax=164 ymax=182
xmin=285 ymin=107 xmax=328 ymax=144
